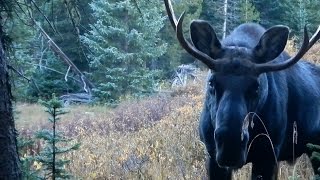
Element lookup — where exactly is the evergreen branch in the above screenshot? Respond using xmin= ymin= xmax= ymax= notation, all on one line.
xmin=132 ymin=0 xmax=143 ymax=17
xmin=29 ymin=0 xmax=57 ymax=34
xmin=12 ymin=1 xmax=33 ymax=27
xmin=63 ymin=0 xmax=80 ymax=33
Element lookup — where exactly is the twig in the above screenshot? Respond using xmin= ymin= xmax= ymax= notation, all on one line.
xmin=243 ymin=112 xmax=279 ymax=168
xmin=25 ymin=62 xmax=81 ymax=83
xmin=29 ymin=0 xmax=57 ymax=34
xmin=7 ymin=65 xmax=31 ymax=82
xmin=65 ymin=66 xmax=71 ymax=82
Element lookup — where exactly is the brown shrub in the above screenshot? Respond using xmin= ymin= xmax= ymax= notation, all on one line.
xmin=285 ymin=39 xmax=320 ymax=64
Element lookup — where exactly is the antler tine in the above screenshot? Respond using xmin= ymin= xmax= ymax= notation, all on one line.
xmin=163 ymin=0 xmax=220 ymax=70
xmin=308 ymin=25 xmax=320 ymax=49
xmin=256 ymin=25 xmax=320 ymax=74
xmin=163 ymin=0 xmax=178 ymax=30
xmin=176 ymin=12 xmax=217 ymax=69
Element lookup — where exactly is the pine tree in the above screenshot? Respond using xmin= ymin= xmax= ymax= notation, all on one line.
xmin=200 ymin=0 xmax=225 ymax=37
xmin=0 ymin=1 xmax=22 ymax=178
xmin=35 ymin=95 xmax=80 ymax=179
xmin=239 ymin=0 xmax=260 ymax=23
xmin=307 ymin=143 xmax=320 ymax=179
xmin=200 ymin=0 xmax=243 ymax=38
xmin=282 ymin=0 xmax=320 ymax=44
xmin=82 ymin=0 xmax=167 ymax=103
xmin=18 ymin=137 xmax=39 ymax=180
xmin=253 ymin=0 xmax=284 ymax=28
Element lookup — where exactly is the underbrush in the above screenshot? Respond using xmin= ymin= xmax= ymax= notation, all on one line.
xmin=16 ymin=83 xmax=314 ymax=179
xmin=286 ymin=38 xmax=320 ymax=64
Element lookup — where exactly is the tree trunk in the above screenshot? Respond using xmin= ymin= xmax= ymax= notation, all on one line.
xmin=0 ymin=25 xmax=22 ymax=179
xmin=223 ymin=0 xmax=228 ymax=38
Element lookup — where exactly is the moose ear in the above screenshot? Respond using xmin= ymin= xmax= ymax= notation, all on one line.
xmin=253 ymin=25 xmax=289 ymax=63
xmin=190 ymin=20 xmax=222 ymax=58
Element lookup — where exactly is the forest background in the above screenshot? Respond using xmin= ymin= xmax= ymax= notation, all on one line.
xmin=7 ymin=0 xmax=320 ymax=104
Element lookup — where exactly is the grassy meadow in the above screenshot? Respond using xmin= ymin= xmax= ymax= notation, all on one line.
xmin=15 ymin=82 xmax=314 ymax=179
xmin=14 ymin=40 xmax=320 ymax=180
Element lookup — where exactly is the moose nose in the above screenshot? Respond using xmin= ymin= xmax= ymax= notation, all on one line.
xmin=214 ymin=127 xmax=248 ymax=167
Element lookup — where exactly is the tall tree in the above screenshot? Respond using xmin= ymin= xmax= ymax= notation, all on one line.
xmin=239 ymin=0 xmax=260 ymax=23
xmin=200 ymin=0 xmax=242 ymax=38
xmin=82 ymin=0 xmax=167 ymax=103
xmin=0 ymin=1 xmax=22 ymax=179
xmin=200 ymin=0 xmax=227 ymax=37
xmin=282 ymin=0 xmax=320 ymax=44
xmin=253 ymin=0 xmax=284 ymax=28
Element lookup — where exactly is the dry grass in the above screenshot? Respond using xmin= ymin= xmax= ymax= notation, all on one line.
xmin=285 ymin=38 xmax=320 ymax=64
xmin=16 ymin=81 xmax=314 ymax=179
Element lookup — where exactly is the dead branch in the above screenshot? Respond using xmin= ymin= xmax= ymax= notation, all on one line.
xmin=7 ymin=65 xmax=31 ymax=82
xmin=32 ymin=20 xmax=94 ymax=93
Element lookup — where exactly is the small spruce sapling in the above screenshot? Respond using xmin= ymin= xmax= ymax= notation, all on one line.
xmin=35 ymin=94 xmax=80 ymax=179
xmin=307 ymin=143 xmax=320 ymax=180
xmin=18 ymin=136 xmax=40 ymax=180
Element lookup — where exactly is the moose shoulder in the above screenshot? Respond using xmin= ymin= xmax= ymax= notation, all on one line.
xmin=163 ymin=0 xmax=320 ymax=180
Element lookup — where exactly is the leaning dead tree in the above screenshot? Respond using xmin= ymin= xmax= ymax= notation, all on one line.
xmin=33 ymin=20 xmax=94 ymax=93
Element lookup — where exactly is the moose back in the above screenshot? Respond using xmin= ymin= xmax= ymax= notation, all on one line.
xmin=163 ymin=0 xmax=320 ymax=179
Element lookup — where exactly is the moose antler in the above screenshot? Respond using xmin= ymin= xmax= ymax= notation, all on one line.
xmin=163 ymin=0 xmax=320 ymax=74
xmin=255 ymin=25 xmax=320 ymax=73
xmin=164 ymin=0 xmax=223 ymax=70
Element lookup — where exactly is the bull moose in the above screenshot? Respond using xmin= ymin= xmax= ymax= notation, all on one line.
xmin=163 ymin=0 xmax=320 ymax=179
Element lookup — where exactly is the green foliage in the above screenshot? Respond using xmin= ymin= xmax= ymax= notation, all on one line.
xmin=5 ymin=1 xmax=37 ymax=101
xmin=32 ymin=0 xmax=90 ymax=69
xmin=161 ymin=0 xmax=203 ymax=71
xmin=200 ymin=0 xmax=248 ymax=37
xmin=200 ymin=0 xmax=223 ymax=35
xmin=239 ymin=0 xmax=260 ymax=23
xmin=253 ymin=0 xmax=285 ymax=28
xmin=82 ymin=0 xmax=167 ymax=103
xmin=281 ymin=0 xmax=320 ymax=43
xmin=6 ymin=0 xmax=320 ymax=104
xmin=0 ymin=0 xmax=14 ymax=16
xmin=7 ymin=0 xmax=93 ymax=102
xmin=18 ymin=137 xmax=40 ymax=180
xmin=26 ymin=52 xmax=79 ymax=101
xmin=35 ymin=94 xmax=80 ymax=179
xmin=307 ymin=143 xmax=320 ymax=179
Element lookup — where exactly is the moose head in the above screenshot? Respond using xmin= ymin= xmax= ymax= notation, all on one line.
xmin=163 ymin=0 xmax=320 ymax=169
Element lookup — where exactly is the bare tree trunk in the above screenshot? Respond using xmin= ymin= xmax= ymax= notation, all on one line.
xmin=223 ymin=0 xmax=228 ymax=38
xmin=0 ymin=24 xmax=22 ymax=179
